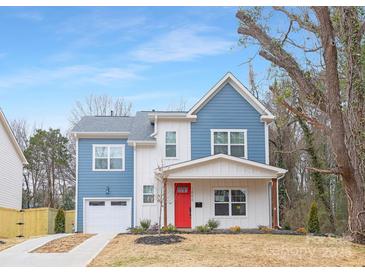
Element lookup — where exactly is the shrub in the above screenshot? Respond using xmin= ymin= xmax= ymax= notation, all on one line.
xmin=282 ymin=222 xmax=291 ymax=230
xmin=258 ymin=225 xmax=273 ymax=233
xmin=229 ymin=226 xmax=241 ymax=233
xmin=140 ymin=219 xmax=151 ymax=231
xmin=307 ymin=201 xmax=320 ymax=234
xmin=149 ymin=222 xmax=159 ymax=232
xmin=129 ymin=226 xmax=144 ymax=234
xmin=296 ymin=227 xmax=307 ymax=234
xmin=162 ymin=224 xmax=177 ymax=233
xmin=207 ymin=219 xmax=220 ymax=230
xmin=54 ymin=208 xmax=65 ymax=233
xmin=195 ymin=225 xmax=211 ymax=233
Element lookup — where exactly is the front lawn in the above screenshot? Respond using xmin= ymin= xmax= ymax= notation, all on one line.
xmin=89 ymin=234 xmax=365 ymax=267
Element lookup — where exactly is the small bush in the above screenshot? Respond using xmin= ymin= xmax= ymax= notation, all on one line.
xmin=54 ymin=208 xmax=65 ymax=233
xmin=166 ymin=224 xmax=177 ymax=232
xmin=140 ymin=219 xmax=151 ymax=231
xmin=296 ymin=227 xmax=307 ymax=234
xmin=129 ymin=226 xmax=144 ymax=234
xmin=207 ymin=219 xmax=220 ymax=230
xmin=307 ymin=201 xmax=320 ymax=234
xmin=149 ymin=222 xmax=159 ymax=232
xmin=195 ymin=225 xmax=211 ymax=233
xmin=282 ymin=222 xmax=291 ymax=230
xmin=229 ymin=226 xmax=241 ymax=233
xmin=258 ymin=225 xmax=273 ymax=233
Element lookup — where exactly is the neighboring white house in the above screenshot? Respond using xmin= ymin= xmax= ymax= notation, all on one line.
xmin=0 ymin=109 xmax=27 ymax=210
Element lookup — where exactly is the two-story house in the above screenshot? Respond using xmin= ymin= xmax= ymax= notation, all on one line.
xmin=0 ymin=109 xmax=28 ymax=210
xmin=72 ymin=73 xmax=287 ymax=233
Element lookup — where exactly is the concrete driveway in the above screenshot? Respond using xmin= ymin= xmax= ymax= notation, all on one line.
xmin=0 ymin=233 xmax=115 ymax=267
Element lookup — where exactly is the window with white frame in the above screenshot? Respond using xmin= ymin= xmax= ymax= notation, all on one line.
xmin=93 ymin=145 xmax=125 ymax=171
xmin=211 ymin=129 xmax=247 ymax=158
xmin=165 ymin=131 xmax=177 ymax=158
xmin=214 ymin=189 xmax=247 ymax=216
xmin=143 ymin=185 xmax=154 ymax=203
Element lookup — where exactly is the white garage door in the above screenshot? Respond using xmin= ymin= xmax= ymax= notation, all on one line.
xmin=84 ymin=198 xmax=131 ymax=233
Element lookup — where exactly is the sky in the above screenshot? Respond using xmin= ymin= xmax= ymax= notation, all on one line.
xmin=0 ymin=6 xmax=276 ymax=131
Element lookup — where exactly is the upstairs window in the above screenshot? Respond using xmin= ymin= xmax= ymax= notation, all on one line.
xmin=165 ymin=131 xmax=177 ymax=158
xmin=211 ymin=129 xmax=247 ymax=158
xmin=93 ymin=145 xmax=125 ymax=171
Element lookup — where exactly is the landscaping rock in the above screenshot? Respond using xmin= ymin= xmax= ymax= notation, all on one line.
xmin=135 ymin=235 xmax=185 ymax=245
xmin=0 ymin=240 xmax=5 ymax=245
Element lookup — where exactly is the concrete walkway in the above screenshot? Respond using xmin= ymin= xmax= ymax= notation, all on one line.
xmin=0 ymin=233 xmax=115 ymax=267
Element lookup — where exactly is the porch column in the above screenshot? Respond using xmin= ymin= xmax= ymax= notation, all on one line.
xmin=272 ymin=178 xmax=278 ymax=228
xmin=163 ymin=177 xmax=167 ymax=228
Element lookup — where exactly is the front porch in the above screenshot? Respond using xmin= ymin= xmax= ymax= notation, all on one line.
xmin=159 ymin=154 xmax=287 ymax=229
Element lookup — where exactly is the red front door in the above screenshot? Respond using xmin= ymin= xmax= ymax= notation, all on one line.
xmin=175 ymin=183 xmax=191 ymax=228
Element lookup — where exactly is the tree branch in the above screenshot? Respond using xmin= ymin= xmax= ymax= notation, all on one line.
xmin=273 ymin=6 xmax=319 ymax=33
xmin=236 ymin=10 xmax=327 ymax=112
xmin=306 ymin=166 xmax=341 ymax=174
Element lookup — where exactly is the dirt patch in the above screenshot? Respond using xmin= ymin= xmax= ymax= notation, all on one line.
xmin=0 ymin=238 xmax=26 ymax=252
xmin=32 ymin=234 xmax=94 ymax=253
xmin=89 ymin=233 xmax=365 ymax=267
xmin=135 ymin=235 xmax=185 ymax=245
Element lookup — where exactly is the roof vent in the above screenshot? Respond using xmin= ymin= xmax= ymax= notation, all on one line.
xmin=152 ymin=109 xmax=155 ymax=112
xmin=111 ymin=110 xmax=114 ymax=116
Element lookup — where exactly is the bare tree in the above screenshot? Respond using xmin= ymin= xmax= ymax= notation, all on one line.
xmin=237 ymin=7 xmax=365 ymax=243
xmin=167 ymin=97 xmax=188 ymax=112
xmin=69 ymin=94 xmax=132 ymax=126
xmin=155 ymin=162 xmax=168 ymax=237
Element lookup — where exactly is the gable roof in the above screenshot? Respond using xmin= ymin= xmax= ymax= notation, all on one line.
xmin=188 ymin=72 xmax=275 ymax=123
xmin=159 ymin=154 xmax=287 ymax=179
xmin=0 ymin=109 xmax=28 ymax=164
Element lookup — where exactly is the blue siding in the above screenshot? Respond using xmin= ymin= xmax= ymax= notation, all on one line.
xmin=77 ymin=138 xmax=134 ymax=232
xmin=191 ymin=83 xmax=265 ymax=163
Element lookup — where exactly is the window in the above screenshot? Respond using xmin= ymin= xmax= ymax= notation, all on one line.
xmin=165 ymin=131 xmax=177 ymax=158
xmin=89 ymin=201 xmax=105 ymax=206
xmin=211 ymin=129 xmax=247 ymax=158
xmin=214 ymin=189 xmax=247 ymax=216
xmin=111 ymin=201 xmax=127 ymax=206
xmin=143 ymin=185 xmax=154 ymax=204
xmin=93 ymin=145 xmax=125 ymax=171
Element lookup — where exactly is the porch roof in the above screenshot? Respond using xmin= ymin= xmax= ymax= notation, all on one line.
xmin=158 ymin=154 xmax=287 ymax=179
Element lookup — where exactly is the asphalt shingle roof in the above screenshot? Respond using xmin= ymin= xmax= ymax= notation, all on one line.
xmin=71 ymin=111 xmax=156 ymax=141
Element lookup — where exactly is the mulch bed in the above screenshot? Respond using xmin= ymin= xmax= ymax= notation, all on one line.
xmin=135 ymin=235 xmax=186 ymax=245
xmin=31 ymin=234 xmax=94 ymax=253
xmin=129 ymin=229 xmax=305 ymax=236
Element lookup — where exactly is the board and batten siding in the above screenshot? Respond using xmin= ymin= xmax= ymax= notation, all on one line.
xmin=135 ymin=120 xmax=191 ymax=225
xmin=0 ymin=121 xmax=23 ymax=210
xmin=191 ymin=83 xmax=266 ymax=163
xmin=77 ymin=138 xmax=134 ymax=232
xmin=166 ymin=179 xmax=270 ymax=228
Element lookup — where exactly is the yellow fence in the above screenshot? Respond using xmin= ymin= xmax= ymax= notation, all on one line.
xmin=0 ymin=207 xmax=75 ymax=238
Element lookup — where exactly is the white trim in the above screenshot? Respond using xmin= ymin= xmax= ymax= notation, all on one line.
xmin=150 ymin=115 xmax=158 ymax=138
xmin=147 ymin=112 xmax=197 ymax=121
xmin=142 ymin=184 xmax=156 ymax=205
xmin=164 ymin=130 xmax=178 ymax=159
xmin=73 ymin=132 xmax=129 ymax=138
xmin=82 ymin=197 xmax=132 ymax=233
xmin=0 ymin=109 xmax=28 ymax=164
xmin=187 ymin=72 xmax=275 ymax=123
xmin=127 ymin=140 xmax=156 ymax=146
xmin=133 ymin=142 xmax=137 ymax=227
xmin=210 ymin=129 xmax=248 ymax=159
xmin=212 ymin=188 xmax=248 ymax=218
xmin=160 ymin=154 xmax=287 ymax=177
xmin=92 ymin=144 xmax=125 ymax=171
xmin=75 ymin=137 xmax=79 ymax=232
xmin=265 ymin=122 xmax=269 ymax=165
